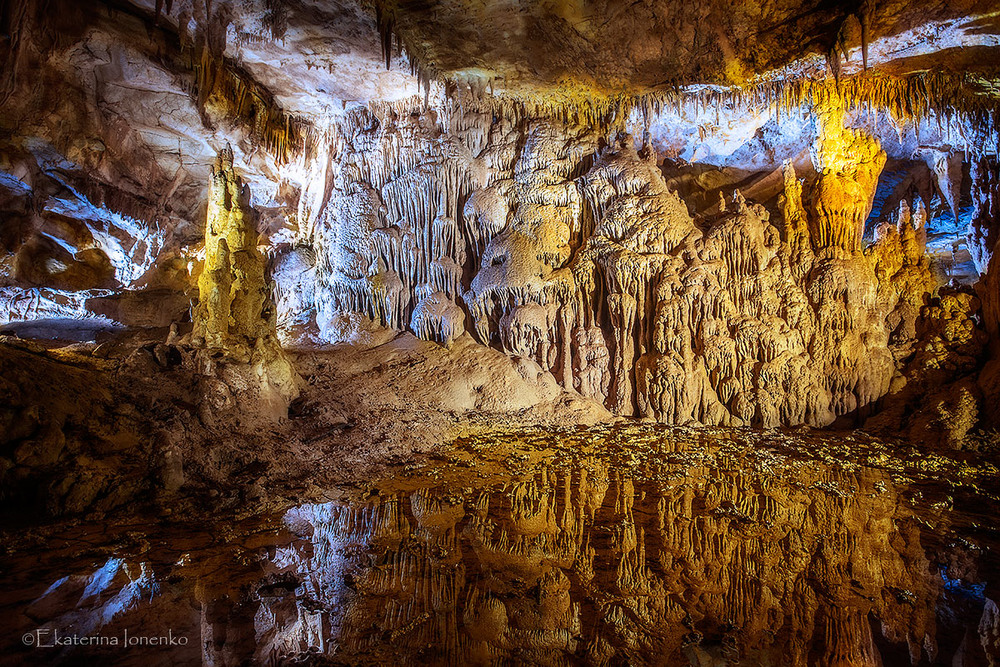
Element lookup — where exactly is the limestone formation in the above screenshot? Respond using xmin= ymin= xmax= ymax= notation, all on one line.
xmin=0 ymin=0 xmax=997 ymax=435
xmin=279 ymin=94 xmax=951 ymax=430
xmin=190 ymin=146 xmax=299 ymax=420
xmin=194 ymin=146 xmax=271 ymax=348
xmin=808 ymin=85 xmax=886 ymax=253
xmin=970 ymin=158 xmax=1000 ymax=276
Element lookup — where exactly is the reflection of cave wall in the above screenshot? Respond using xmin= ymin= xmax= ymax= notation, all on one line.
xmin=7 ymin=429 xmax=997 ymax=666
xmin=283 ymin=97 xmax=975 ymax=428
xmin=251 ymin=455 xmax=949 ymax=665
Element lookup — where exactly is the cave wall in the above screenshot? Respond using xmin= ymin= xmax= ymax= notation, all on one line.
xmin=266 ymin=92 xmax=982 ymax=430
xmin=1 ymin=0 xmax=999 ymax=435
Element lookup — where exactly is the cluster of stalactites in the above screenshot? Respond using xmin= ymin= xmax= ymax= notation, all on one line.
xmin=310 ymin=101 xmax=493 ymax=342
xmin=304 ymin=89 xmax=942 ymax=428
xmin=360 ymin=16 xmax=1000 ymax=157
xmin=189 ymin=50 xmax=306 ymax=164
xmin=194 ymin=146 xmax=275 ymax=349
xmin=146 ymin=0 xmax=307 ymax=163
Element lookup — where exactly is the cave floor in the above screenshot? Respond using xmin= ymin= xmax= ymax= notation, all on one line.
xmin=1 ymin=419 xmax=998 ymax=665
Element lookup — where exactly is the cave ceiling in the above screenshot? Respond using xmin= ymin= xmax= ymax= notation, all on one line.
xmin=6 ymin=1 xmax=1000 ymax=122
xmin=372 ymin=0 xmax=1000 ymax=96
xmin=2 ymin=0 xmax=1000 ymax=250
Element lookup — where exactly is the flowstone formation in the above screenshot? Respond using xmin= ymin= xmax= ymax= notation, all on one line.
xmin=189 ymin=147 xmax=298 ymax=421
xmin=286 ymin=92 xmax=948 ymax=431
xmin=808 ymin=85 xmax=886 ymax=254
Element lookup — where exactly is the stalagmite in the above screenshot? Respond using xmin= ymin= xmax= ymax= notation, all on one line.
xmin=779 ymin=160 xmax=812 ymax=272
xmin=411 ymin=291 xmax=465 ymax=345
xmin=191 ymin=146 xmax=299 ymax=420
xmin=194 ymin=146 xmax=271 ymax=348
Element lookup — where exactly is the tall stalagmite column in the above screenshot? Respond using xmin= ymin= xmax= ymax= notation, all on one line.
xmin=192 ymin=145 xmax=299 ymax=420
xmin=194 ymin=145 xmax=273 ymax=348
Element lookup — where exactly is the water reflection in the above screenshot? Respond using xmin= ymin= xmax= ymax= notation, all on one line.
xmin=2 ymin=429 xmax=997 ymax=666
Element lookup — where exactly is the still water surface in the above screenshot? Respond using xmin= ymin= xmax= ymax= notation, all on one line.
xmin=2 ymin=425 xmax=997 ymax=665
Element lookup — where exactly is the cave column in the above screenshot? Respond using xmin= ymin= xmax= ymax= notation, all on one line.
xmin=808 ymin=84 xmax=886 ymax=253
xmin=191 ymin=145 xmax=300 ymax=420
xmin=193 ymin=145 xmax=274 ymax=350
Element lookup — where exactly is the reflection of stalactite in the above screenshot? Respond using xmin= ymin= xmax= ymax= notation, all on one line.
xmin=238 ymin=447 xmax=949 ymax=665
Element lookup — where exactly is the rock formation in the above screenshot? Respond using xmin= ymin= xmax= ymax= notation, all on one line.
xmin=272 ymin=93 xmax=949 ymax=432
xmin=189 ymin=146 xmax=299 ymax=421
xmin=2 ymin=1 xmax=1000 ymax=664
xmin=974 ymin=160 xmax=1000 ymax=426
xmin=194 ymin=146 xmax=273 ymax=349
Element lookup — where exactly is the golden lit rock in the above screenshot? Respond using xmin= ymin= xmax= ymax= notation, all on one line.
xmin=194 ymin=145 xmax=272 ymax=349
xmin=808 ymin=84 xmax=887 ymax=253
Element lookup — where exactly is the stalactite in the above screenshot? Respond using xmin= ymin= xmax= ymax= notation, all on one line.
xmin=300 ymin=78 xmax=946 ymax=427
xmin=808 ymin=82 xmax=886 ymax=253
xmin=189 ymin=51 xmax=306 ymax=164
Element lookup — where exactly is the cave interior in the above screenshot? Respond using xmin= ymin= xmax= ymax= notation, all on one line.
xmin=2 ymin=0 xmax=1000 ymax=664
